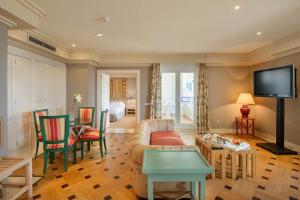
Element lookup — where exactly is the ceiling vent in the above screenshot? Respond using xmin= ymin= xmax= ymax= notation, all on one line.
xmin=28 ymin=35 xmax=56 ymax=52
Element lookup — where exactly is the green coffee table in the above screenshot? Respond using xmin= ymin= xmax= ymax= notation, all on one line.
xmin=142 ymin=149 xmax=213 ymax=200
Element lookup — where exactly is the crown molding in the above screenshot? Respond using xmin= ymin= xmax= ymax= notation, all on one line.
xmin=0 ymin=0 xmax=40 ymax=29
xmin=0 ymin=15 xmax=17 ymax=28
xmin=69 ymin=48 xmax=101 ymax=63
xmin=65 ymin=60 xmax=99 ymax=66
xmin=16 ymin=0 xmax=47 ymax=17
xmin=98 ymin=53 xmax=249 ymax=67
xmin=247 ymin=32 xmax=300 ymax=65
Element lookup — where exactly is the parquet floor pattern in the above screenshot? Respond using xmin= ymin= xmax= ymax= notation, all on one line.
xmin=19 ymin=132 xmax=300 ymax=200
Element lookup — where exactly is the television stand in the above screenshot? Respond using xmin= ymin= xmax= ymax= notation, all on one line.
xmin=256 ymin=98 xmax=298 ymax=155
xmin=257 ymin=143 xmax=297 ymax=155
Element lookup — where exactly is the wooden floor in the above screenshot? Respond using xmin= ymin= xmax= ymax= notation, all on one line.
xmin=19 ymin=131 xmax=300 ymax=200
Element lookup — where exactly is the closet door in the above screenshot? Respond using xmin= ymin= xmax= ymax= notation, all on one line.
xmin=44 ymin=64 xmax=58 ymax=114
xmin=12 ymin=55 xmax=32 ymax=148
xmin=56 ymin=66 xmax=66 ymax=114
xmin=31 ymin=61 xmax=44 ymax=110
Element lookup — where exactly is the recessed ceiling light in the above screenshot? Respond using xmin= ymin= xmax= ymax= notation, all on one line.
xmin=71 ymin=43 xmax=76 ymax=47
xmin=234 ymin=5 xmax=240 ymax=10
xmin=97 ymin=33 xmax=104 ymax=37
xmin=257 ymin=32 xmax=262 ymax=35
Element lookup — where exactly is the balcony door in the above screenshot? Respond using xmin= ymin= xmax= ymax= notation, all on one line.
xmin=161 ymin=64 xmax=196 ymax=128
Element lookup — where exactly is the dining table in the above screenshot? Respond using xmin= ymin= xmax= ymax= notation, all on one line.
xmin=68 ymin=118 xmax=93 ymax=163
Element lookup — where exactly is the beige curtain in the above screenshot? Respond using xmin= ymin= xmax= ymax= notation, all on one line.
xmin=110 ymin=79 xmax=127 ymax=100
xmin=150 ymin=64 xmax=161 ymax=119
xmin=197 ymin=63 xmax=211 ymax=134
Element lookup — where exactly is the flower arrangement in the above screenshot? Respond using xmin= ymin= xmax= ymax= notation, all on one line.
xmin=70 ymin=92 xmax=83 ymax=119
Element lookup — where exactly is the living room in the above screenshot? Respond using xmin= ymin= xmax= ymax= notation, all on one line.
xmin=0 ymin=0 xmax=299 ymax=200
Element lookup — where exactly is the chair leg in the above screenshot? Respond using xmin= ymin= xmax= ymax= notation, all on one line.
xmin=103 ymin=138 xmax=107 ymax=154
xmin=81 ymin=141 xmax=84 ymax=160
xmin=64 ymin=150 xmax=68 ymax=172
xmin=87 ymin=141 xmax=91 ymax=151
xmin=35 ymin=141 xmax=39 ymax=159
xmin=43 ymin=151 xmax=49 ymax=174
xmin=100 ymin=139 xmax=104 ymax=158
xmin=73 ymin=144 xmax=77 ymax=163
xmin=49 ymin=152 xmax=55 ymax=163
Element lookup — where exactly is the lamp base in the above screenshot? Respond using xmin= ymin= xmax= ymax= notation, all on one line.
xmin=240 ymin=105 xmax=250 ymax=118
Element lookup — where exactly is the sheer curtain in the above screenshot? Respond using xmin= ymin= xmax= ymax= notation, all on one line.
xmin=150 ymin=64 xmax=161 ymax=119
xmin=196 ymin=63 xmax=211 ymax=134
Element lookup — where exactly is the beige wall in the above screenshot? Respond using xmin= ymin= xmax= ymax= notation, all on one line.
xmin=208 ymin=66 xmax=251 ymax=130
xmin=126 ymin=78 xmax=137 ymax=99
xmin=99 ymin=67 xmax=152 ymax=120
xmin=66 ymin=63 xmax=96 ymax=116
xmin=250 ymin=52 xmax=300 ymax=145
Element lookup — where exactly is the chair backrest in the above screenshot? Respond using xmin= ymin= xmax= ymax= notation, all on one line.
xmin=33 ymin=109 xmax=49 ymax=137
xmin=40 ymin=115 xmax=69 ymax=147
xmin=78 ymin=107 xmax=95 ymax=126
xmin=100 ymin=109 xmax=109 ymax=134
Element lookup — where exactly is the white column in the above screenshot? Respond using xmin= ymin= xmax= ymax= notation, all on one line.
xmin=0 ymin=22 xmax=8 ymax=156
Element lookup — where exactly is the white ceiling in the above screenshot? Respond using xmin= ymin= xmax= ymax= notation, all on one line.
xmin=33 ymin=0 xmax=300 ymax=54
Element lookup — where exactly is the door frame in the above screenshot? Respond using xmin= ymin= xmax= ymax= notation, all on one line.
xmin=96 ymin=69 xmax=141 ymax=124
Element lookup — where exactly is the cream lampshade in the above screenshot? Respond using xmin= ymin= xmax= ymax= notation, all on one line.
xmin=236 ymin=93 xmax=255 ymax=118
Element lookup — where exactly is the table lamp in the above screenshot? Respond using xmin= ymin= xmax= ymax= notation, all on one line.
xmin=236 ymin=93 xmax=255 ymax=118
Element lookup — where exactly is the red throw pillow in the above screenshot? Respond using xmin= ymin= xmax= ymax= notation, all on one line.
xmin=151 ymin=137 xmax=185 ymax=146
xmin=151 ymin=131 xmax=181 ymax=141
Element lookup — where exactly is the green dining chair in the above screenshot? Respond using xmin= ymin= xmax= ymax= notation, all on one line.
xmin=33 ymin=109 xmax=49 ymax=159
xmin=40 ymin=115 xmax=77 ymax=174
xmin=77 ymin=107 xmax=95 ymax=127
xmin=79 ymin=109 xmax=108 ymax=158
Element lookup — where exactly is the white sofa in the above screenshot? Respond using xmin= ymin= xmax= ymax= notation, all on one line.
xmin=129 ymin=119 xmax=198 ymax=198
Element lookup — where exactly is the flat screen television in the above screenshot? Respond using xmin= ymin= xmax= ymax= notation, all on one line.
xmin=254 ymin=65 xmax=297 ymax=98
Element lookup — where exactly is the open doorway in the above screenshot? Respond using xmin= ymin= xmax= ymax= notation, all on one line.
xmin=97 ymin=70 xmax=140 ymax=133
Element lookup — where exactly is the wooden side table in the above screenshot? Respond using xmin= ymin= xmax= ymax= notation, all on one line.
xmin=195 ymin=136 xmax=256 ymax=180
xmin=126 ymin=106 xmax=136 ymax=116
xmin=236 ymin=117 xmax=255 ymax=136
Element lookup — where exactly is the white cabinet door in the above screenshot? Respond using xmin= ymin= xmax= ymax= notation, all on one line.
xmin=12 ymin=55 xmax=32 ymax=148
xmin=56 ymin=66 xmax=66 ymax=115
xmin=44 ymin=64 xmax=58 ymax=115
xmin=31 ymin=61 xmax=44 ymax=110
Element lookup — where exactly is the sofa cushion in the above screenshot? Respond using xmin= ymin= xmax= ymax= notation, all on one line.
xmin=151 ymin=137 xmax=185 ymax=145
xmin=151 ymin=131 xmax=181 ymax=139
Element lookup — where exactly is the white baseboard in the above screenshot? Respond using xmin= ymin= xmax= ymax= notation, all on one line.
xmin=255 ymin=130 xmax=300 ymax=153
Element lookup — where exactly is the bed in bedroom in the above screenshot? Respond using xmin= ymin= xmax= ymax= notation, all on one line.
xmin=109 ymin=101 xmax=126 ymax=122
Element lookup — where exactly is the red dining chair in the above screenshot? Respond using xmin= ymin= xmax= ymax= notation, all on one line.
xmin=80 ymin=109 xmax=108 ymax=158
xmin=33 ymin=109 xmax=49 ymax=158
xmin=40 ymin=115 xmax=77 ymax=174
